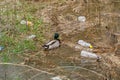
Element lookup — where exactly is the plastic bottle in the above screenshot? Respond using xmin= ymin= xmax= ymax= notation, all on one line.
xmin=51 ymin=76 xmax=62 ymax=80
xmin=81 ymin=50 xmax=101 ymax=59
xmin=78 ymin=16 xmax=86 ymax=22
xmin=27 ymin=35 xmax=36 ymax=39
xmin=78 ymin=40 xmax=93 ymax=48
xmin=20 ymin=20 xmax=33 ymax=26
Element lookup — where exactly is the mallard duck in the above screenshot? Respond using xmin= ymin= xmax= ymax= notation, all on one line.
xmin=43 ymin=33 xmax=61 ymax=50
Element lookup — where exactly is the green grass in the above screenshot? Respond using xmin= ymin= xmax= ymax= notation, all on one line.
xmin=0 ymin=33 xmax=14 ymax=46
xmin=1 ymin=53 xmax=10 ymax=62
xmin=12 ymin=40 xmax=36 ymax=54
xmin=0 ymin=1 xmax=47 ymax=63
xmin=14 ymin=77 xmax=21 ymax=80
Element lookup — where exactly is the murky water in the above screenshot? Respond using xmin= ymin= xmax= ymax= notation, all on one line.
xmin=0 ymin=47 xmax=113 ymax=80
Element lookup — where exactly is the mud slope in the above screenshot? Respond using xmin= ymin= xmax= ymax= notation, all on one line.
xmin=25 ymin=0 xmax=120 ymax=80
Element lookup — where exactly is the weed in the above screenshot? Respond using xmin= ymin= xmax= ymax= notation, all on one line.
xmin=0 ymin=33 xmax=15 ymax=46
xmin=12 ymin=40 xmax=36 ymax=54
xmin=1 ymin=53 xmax=9 ymax=62
xmin=14 ymin=77 xmax=21 ymax=80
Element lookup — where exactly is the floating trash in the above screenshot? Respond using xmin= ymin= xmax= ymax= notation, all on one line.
xmin=78 ymin=40 xmax=93 ymax=48
xmin=78 ymin=16 xmax=86 ymax=22
xmin=81 ymin=50 xmax=101 ymax=59
xmin=51 ymin=76 xmax=62 ymax=80
xmin=51 ymin=76 xmax=69 ymax=80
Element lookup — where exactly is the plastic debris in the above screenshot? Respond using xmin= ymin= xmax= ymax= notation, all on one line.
xmin=27 ymin=35 xmax=36 ymax=40
xmin=75 ymin=45 xmax=83 ymax=50
xmin=78 ymin=16 xmax=86 ymax=22
xmin=26 ymin=21 xmax=33 ymax=26
xmin=0 ymin=46 xmax=4 ymax=51
xmin=20 ymin=20 xmax=26 ymax=24
xmin=78 ymin=40 xmax=93 ymax=48
xmin=81 ymin=50 xmax=101 ymax=59
xmin=51 ymin=76 xmax=69 ymax=80
xmin=75 ymin=45 xmax=93 ymax=52
xmin=20 ymin=20 xmax=33 ymax=26
xmin=51 ymin=76 xmax=62 ymax=80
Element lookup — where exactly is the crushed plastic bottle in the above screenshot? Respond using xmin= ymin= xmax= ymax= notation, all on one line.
xmin=20 ymin=20 xmax=33 ymax=26
xmin=78 ymin=40 xmax=93 ymax=48
xmin=0 ymin=46 xmax=4 ymax=51
xmin=78 ymin=16 xmax=86 ymax=22
xmin=20 ymin=20 xmax=26 ymax=24
xmin=27 ymin=35 xmax=36 ymax=40
xmin=81 ymin=50 xmax=101 ymax=59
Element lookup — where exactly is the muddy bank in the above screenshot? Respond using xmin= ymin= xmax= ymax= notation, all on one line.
xmin=34 ymin=0 xmax=120 ymax=79
xmin=0 ymin=0 xmax=120 ymax=80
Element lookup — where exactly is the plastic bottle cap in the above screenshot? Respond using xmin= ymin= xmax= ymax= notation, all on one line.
xmin=89 ymin=45 xmax=93 ymax=49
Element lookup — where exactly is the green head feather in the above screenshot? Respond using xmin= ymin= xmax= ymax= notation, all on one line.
xmin=54 ymin=33 xmax=59 ymax=39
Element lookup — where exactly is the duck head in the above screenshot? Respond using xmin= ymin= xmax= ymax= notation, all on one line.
xmin=54 ymin=33 xmax=59 ymax=40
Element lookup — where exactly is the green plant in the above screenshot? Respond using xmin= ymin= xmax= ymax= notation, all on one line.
xmin=12 ymin=40 xmax=36 ymax=54
xmin=0 ymin=33 xmax=15 ymax=46
xmin=0 ymin=0 xmax=46 ymax=63
xmin=2 ymin=53 xmax=9 ymax=62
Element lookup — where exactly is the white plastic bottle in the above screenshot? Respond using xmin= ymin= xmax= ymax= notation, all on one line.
xmin=78 ymin=40 xmax=93 ymax=48
xmin=51 ymin=76 xmax=61 ymax=80
xmin=78 ymin=16 xmax=86 ymax=22
xmin=81 ymin=50 xmax=101 ymax=59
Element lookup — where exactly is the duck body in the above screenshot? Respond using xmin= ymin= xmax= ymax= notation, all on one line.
xmin=43 ymin=39 xmax=60 ymax=50
xmin=43 ymin=33 xmax=61 ymax=50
